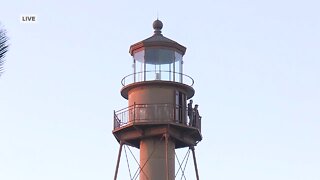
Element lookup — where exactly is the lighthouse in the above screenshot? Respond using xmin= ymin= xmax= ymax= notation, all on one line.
xmin=113 ymin=19 xmax=202 ymax=180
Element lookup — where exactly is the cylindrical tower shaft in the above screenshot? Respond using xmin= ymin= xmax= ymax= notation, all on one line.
xmin=140 ymin=137 xmax=175 ymax=180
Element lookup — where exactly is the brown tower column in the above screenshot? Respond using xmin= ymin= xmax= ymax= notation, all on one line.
xmin=140 ymin=137 xmax=175 ymax=180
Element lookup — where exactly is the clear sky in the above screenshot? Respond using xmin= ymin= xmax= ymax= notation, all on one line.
xmin=1 ymin=0 xmax=320 ymax=179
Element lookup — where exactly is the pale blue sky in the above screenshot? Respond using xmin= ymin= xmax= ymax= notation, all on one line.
xmin=1 ymin=0 xmax=320 ymax=179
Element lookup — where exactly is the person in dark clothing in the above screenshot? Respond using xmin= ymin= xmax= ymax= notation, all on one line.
xmin=193 ymin=104 xmax=199 ymax=127
xmin=187 ymin=99 xmax=193 ymax=126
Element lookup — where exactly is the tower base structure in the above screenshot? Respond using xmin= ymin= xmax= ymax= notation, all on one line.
xmin=113 ymin=136 xmax=201 ymax=180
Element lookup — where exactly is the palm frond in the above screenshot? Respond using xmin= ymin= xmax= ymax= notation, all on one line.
xmin=0 ymin=23 xmax=9 ymax=76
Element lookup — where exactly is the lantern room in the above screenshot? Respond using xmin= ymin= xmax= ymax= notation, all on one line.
xmin=122 ymin=20 xmax=191 ymax=86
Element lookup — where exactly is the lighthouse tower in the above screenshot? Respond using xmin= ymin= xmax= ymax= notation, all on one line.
xmin=113 ymin=20 xmax=202 ymax=180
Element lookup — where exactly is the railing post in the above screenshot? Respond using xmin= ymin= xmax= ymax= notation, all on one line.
xmin=113 ymin=110 xmax=115 ymax=129
xmin=133 ymin=59 xmax=136 ymax=83
xmin=133 ymin=102 xmax=136 ymax=123
xmin=114 ymin=110 xmax=117 ymax=129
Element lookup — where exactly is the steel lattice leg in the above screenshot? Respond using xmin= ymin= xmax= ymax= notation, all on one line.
xmin=190 ymin=146 xmax=200 ymax=180
xmin=114 ymin=142 xmax=124 ymax=180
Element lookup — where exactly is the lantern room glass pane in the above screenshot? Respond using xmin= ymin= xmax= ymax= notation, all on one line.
xmin=174 ymin=52 xmax=183 ymax=82
xmin=133 ymin=50 xmax=145 ymax=62
xmin=132 ymin=49 xmax=183 ymax=83
xmin=160 ymin=63 xmax=171 ymax=81
xmin=133 ymin=50 xmax=145 ymax=81
xmin=144 ymin=48 xmax=175 ymax=64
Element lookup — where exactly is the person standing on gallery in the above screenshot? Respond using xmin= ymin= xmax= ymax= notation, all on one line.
xmin=193 ymin=104 xmax=200 ymax=127
xmin=187 ymin=99 xmax=193 ymax=126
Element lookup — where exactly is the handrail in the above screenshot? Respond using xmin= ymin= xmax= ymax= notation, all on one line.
xmin=113 ymin=103 xmax=201 ymax=132
xmin=115 ymin=103 xmax=178 ymax=114
xmin=121 ymin=70 xmax=194 ymax=87
xmin=113 ymin=110 xmax=122 ymax=129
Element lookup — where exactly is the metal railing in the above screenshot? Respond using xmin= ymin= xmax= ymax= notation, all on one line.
xmin=121 ymin=70 xmax=194 ymax=86
xmin=113 ymin=103 xmax=201 ymax=132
